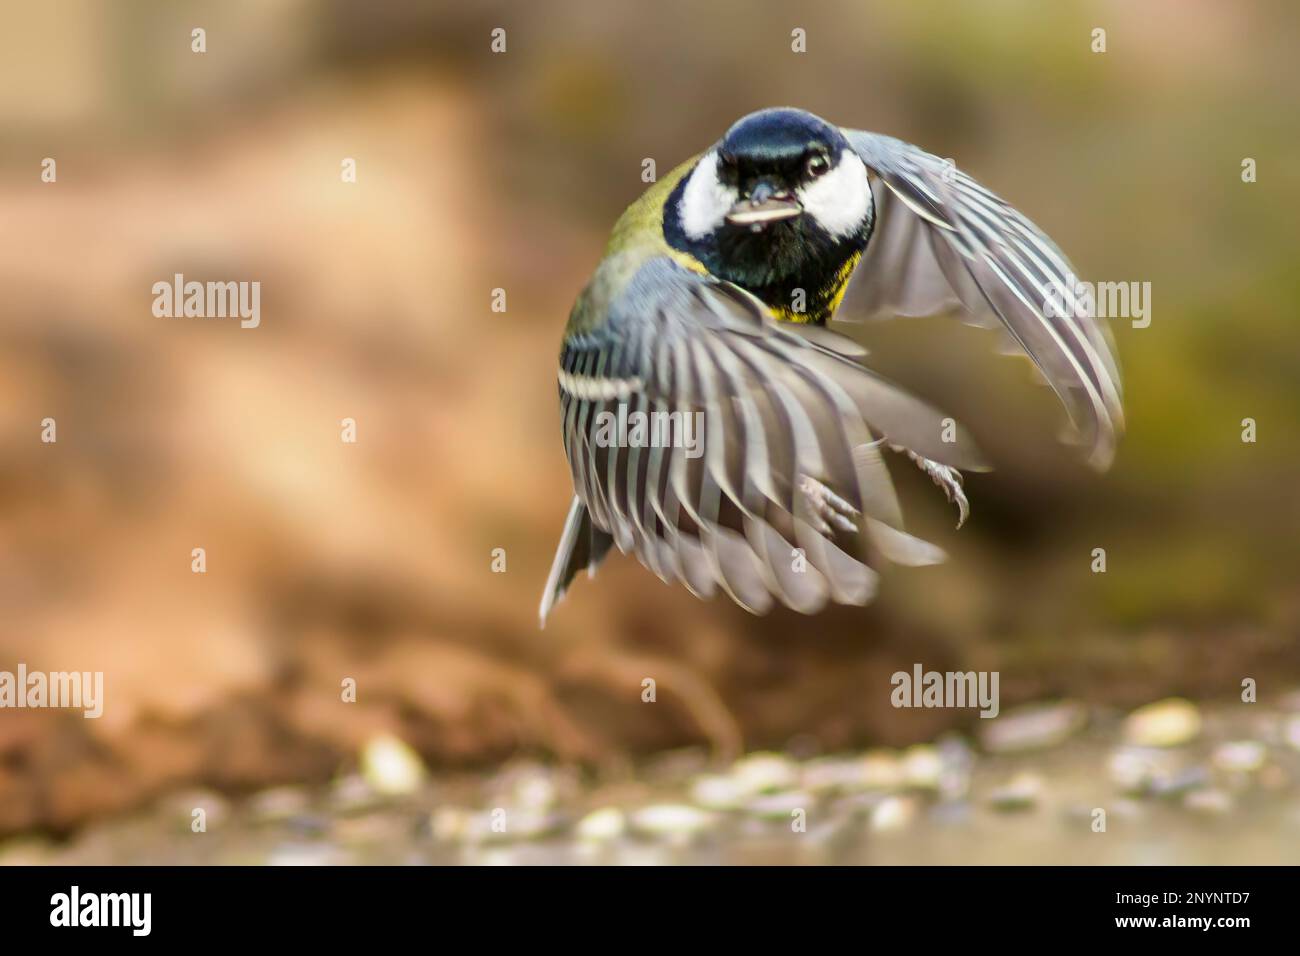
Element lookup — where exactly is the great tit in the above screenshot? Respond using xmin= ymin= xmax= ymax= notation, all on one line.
xmin=540 ymin=107 xmax=1122 ymax=625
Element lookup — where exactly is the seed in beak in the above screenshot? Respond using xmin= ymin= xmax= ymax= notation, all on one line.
xmin=725 ymin=198 xmax=803 ymax=227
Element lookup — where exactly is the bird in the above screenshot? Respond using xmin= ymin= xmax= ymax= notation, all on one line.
xmin=539 ymin=107 xmax=1122 ymax=626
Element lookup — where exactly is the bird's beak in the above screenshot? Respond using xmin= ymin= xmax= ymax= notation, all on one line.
xmin=726 ymin=180 xmax=802 ymax=227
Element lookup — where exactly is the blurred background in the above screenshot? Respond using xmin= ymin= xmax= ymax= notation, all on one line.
xmin=0 ymin=0 xmax=1297 ymax=863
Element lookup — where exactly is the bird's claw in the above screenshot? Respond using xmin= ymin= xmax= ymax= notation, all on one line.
xmin=798 ymin=475 xmax=860 ymax=535
xmin=899 ymin=450 xmax=969 ymax=529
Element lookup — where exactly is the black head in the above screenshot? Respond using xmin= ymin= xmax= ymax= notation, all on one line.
xmin=718 ymin=108 xmax=848 ymax=189
xmin=664 ymin=108 xmax=873 ymax=321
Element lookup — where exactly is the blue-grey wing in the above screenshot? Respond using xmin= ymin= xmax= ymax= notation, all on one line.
xmin=841 ymin=130 xmax=1124 ymax=470
xmin=551 ymin=256 xmax=985 ymax=617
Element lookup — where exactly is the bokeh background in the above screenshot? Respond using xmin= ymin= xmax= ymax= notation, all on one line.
xmin=0 ymin=0 xmax=1297 ymax=863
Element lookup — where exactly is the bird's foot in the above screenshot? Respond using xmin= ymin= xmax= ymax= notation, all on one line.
xmin=798 ymin=475 xmax=861 ymax=535
xmin=898 ymin=449 xmax=969 ymax=529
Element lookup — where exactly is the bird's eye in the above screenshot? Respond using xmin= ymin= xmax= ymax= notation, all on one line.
xmin=718 ymin=151 xmax=738 ymax=169
xmin=805 ymin=153 xmax=830 ymax=178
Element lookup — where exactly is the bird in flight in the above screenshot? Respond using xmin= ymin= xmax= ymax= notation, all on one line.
xmin=540 ymin=107 xmax=1122 ymax=625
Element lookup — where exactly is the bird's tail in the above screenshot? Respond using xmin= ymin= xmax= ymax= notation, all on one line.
xmin=538 ymin=495 xmax=614 ymax=628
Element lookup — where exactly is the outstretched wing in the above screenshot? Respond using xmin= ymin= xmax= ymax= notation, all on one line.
xmin=841 ymin=130 xmax=1124 ymax=470
xmin=548 ymin=256 xmax=986 ymax=619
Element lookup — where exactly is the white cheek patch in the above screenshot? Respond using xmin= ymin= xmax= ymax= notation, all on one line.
xmin=797 ymin=150 xmax=872 ymax=239
xmin=679 ymin=150 xmax=737 ymax=239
